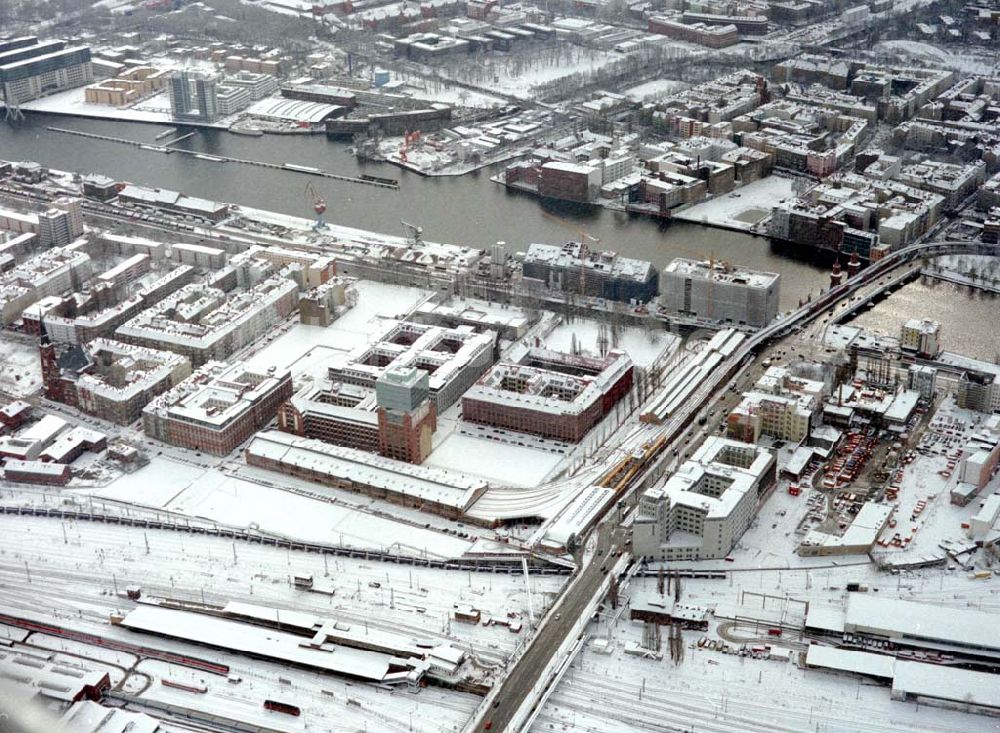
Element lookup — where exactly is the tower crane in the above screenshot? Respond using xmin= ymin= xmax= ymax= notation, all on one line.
xmin=541 ymin=209 xmax=600 ymax=296
xmin=304 ymin=182 xmax=328 ymax=231
xmin=400 ymin=220 xmax=423 ymax=247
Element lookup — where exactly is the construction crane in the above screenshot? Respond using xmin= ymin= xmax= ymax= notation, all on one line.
xmin=304 ymin=182 xmax=328 ymax=231
xmin=399 ymin=130 xmax=422 ymax=164
xmin=400 ymin=220 xmax=423 ymax=247
xmin=540 ymin=209 xmax=600 ymax=297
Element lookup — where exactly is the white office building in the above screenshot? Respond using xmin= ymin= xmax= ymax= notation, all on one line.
xmin=661 ymin=258 xmax=780 ymax=327
xmin=907 ymin=364 xmax=937 ymax=401
xmin=900 ymin=318 xmax=940 ymax=358
xmin=633 ymin=437 xmax=776 ymax=561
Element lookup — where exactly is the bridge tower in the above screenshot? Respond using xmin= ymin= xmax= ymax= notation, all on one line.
xmin=829 ymin=258 xmax=844 ymax=288
xmin=847 ymin=249 xmax=861 ymax=278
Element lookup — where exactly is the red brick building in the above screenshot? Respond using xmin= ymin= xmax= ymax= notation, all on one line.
xmin=3 ymin=458 xmax=71 ymax=485
xmin=143 ymin=362 xmax=293 ymax=455
xmin=277 ymin=366 xmax=438 ymax=465
xmin=462 ymin=349 xmax=633 ymax=442
xmin=647 ymin=17 xmax=738 ymax=48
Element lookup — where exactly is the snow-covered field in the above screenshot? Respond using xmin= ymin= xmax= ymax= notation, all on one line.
xmin=391 ymin=73 xmax=507 ymax=109
xmin=425 ymin=432 xmax=565 ymax=486
xmin=623 ymin=78 xmax=689 ymax=102
xmin=436 ymin=46 xmax=623 ymax=100
xmin=538 ymin=318 xmax=681 ymax=370
xmin=873 ymin=40 xmax=1000 ymax=75
xmin=673 ymin=175 xmax=798 ymax=233
xmin=0 ymin=335 xmax=43 ymax=399
xmin=19 ymin=87 xmax=177 ymax=124
xmin=75 ymin=456 xmax=481 ymax=559
xmin=20 ymin=51 xmax=234 ymax=125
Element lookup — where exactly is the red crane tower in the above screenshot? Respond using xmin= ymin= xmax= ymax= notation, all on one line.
xmin=305 ymin=182 xmax=327 ymax=231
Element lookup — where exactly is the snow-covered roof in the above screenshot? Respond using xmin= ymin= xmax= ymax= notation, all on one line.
xmin=222 ymin=601 xmax=428 ymax=658
xmin=540 ymin=156 xmax=599 ymax=175
xmin=883 ymin=389 xmax=920 ymax=424
xmin=783 ymin=446 xmax=815 ymax=476
xmin=247 ymin=430 xmax=487 ymax=511
xmin=247 ymin=97 xmax=340 ymax=123
xmin=800 ymin=502 xmax=893 ymax=553
xmin=543 ymin=484 xmax=616 ymax=546
xmin=145 ymin=361 xmax=289 ymax=428
xmin=805 ymin=645 xmax=893 ymax=679
xmin=121 ymin=605 xmax=396 ymax=681
xmin=61 ymin=700 xmax=160 ymax=733
xmin=464 ymin=349 xmax=632 ymax=416
xmin=3 ymin=458 xmax=69 ymax=476
xmin=640 ymin=437 xmax=773 ymax=520
xmin=664 ymin=257 xmax=780 ymax=290
xmin=845 ymin=595 xmax=1000 ymax=653
xmin=0 ymin=650 xmax=107 ymax=702
xmin=20 ymin=414 xmax=67 ymax=444
xmin=893 ymin=660 xmax=1000 ymax=709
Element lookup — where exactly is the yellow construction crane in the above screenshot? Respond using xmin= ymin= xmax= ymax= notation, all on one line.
xmin=540 ymin=209 xmax=600 ymax=297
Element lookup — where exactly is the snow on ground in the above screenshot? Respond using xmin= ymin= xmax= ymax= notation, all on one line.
xmin=532 ymin=567 xmax=1000 ymax=733
xmin=80 ymin=457 xmax=476 ymax=558
xmin=0 ymin=513 xmax=564 ymax=667
xmin=0 ymin=335 xmax=43 ymax=398
xmin=21 ymin=88 xmax=184 ymax=125
xmin=88 ymin=455 xmax=211 ymax=508
xmin=239 ymin=0 xmax=309 ymax=16
xmin=538 ymin=317 xmax=680 ymax=370
xmin=876 ymin=397 xmax=999 ymax=560
xmin=243 ymin=280 xmax=432 ymax=378
xmin=873 ymin=41 xmax=999 ymax=75
xmin=252 ymin=0 xmax=311 ymax=11
xmin=673 ymin=175 xmax=798 ymax=233
xmin=392 ymin=73 xmax=507 ymax=109
xmin=622 ymin=78 xmax=688 ymax=102
xmin=425 ymin=432 xmax=564 ymax=486
xmin=0 ymin=514 xmax=567 ymax=730
xmin=438 ymin=46 xmax=623 ymax=100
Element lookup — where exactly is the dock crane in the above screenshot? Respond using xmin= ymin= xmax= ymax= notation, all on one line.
xmin=304 ymin=182 xmax=328 ymax=231
xmin=400 ymin=220 xmax=423 ymax=247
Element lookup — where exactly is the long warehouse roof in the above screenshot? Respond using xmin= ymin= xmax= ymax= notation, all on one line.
xmin=120 ymin=605 xmax=393 ymax=681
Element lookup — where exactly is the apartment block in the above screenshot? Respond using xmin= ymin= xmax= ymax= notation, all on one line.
xmin=143 ymin=362 xmax=293 ymax=455
xmin=661 ymin=258 xmax=780 ymax=327
xmin=633 ymin=438 xmax=776 ymax=561
xmin=462 ymin=349 xmax=633 ymax=443
xmin=116 ymin=276 xmax=298 ymax=366
xmin=41 ymin=338 xmax=191 ymax=425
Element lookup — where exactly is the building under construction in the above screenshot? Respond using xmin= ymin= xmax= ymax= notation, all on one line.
xmin=521 ymin=241 xmax=660 ymax=304
xmin=660 ymin=257 xmax=780 ymax=327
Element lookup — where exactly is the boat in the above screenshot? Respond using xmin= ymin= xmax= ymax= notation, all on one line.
xmin=229 ymin=127 xmax=264 ymax=137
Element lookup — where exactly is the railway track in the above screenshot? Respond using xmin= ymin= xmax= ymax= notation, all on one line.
xmin=0 ymin=612 xmax=230 ymax=676
xmin=0 ymin=504 xmax=570 ymax=575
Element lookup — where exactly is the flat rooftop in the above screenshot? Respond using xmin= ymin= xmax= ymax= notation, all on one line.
xmin=120 ymin=604 xmax=395 ymax=681
xmin=664 ymin=257 xmax=779 ymax=289
xmin=247 ymin=430 xmax=487 ymax=512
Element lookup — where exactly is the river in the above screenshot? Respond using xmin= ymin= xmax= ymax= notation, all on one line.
xmin=0 ymin=114 xmax=830 ymax=309
xmin=1 ymin=114 xmax=998 ymax=354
